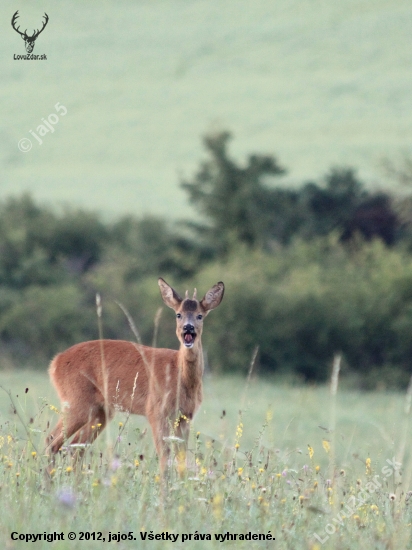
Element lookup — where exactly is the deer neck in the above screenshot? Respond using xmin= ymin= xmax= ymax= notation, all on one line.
xmin=178 ymin=339 xmax=204 ymax=390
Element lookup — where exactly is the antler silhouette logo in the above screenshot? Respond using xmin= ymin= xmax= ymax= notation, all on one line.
xmin=11 ymin=11 xmax=49 ymax=53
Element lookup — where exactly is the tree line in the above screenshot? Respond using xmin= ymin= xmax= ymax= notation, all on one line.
xmin=1 ymin=132 xmax=412 ymax=387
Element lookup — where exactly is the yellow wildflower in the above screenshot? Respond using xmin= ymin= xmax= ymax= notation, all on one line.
xmin=322 ymin=440 xmax=330 ymax=454
xmin=235 ymin=420 xmax=243 ymax=447
xmin=212 ymin=493 xmax=223 ymax=520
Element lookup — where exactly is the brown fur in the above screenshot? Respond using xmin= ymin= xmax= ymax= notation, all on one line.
xmin=46 ymin=278 xmax=224 ymax=470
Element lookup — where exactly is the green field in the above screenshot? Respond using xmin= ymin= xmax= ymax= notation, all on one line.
xmin=1 ymin=0 xmax=412 ymax=218
xmin=0 ymin=369 xmax=411 ymax=548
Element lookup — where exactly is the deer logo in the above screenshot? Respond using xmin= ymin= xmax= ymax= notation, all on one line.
xmin=11 ymin=11 xmax=49 ymax=54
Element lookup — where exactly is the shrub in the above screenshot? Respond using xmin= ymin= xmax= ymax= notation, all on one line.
xmin=190 ymin=237 xmax=412 ymax=384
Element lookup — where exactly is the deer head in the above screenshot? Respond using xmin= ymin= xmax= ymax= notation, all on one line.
xmin=11 ymin=11 xmax=49 ymax=54
xmin=158 ymin=278 xmax=224 ymax=350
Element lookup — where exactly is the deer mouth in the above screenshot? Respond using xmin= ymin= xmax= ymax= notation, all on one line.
xmin=183 ymin=330 xmax=196 ymax=348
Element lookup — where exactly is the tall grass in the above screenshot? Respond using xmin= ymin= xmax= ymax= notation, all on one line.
xmin=0 ymin=367 xmax=412 ymax=548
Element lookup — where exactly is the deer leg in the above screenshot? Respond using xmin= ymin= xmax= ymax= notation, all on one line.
xmin=69 ymin=407 xmax=110 ymax=446
xmin=147 ymin=415 xmax=170 ymax=472
xmin=46 ymin=407 xmax=112 ymax=473
xmin=66 ymin=408 xmax=111 ymax=468
xmin=173 ymin=416 xmax=191 ymax=473
xmin=174 ymin=415 xmax=190 ymax=444
xmin=45 ymin=414 xmax=88 ymax=479
xmin=46 ymin=405 xmax=110 ymax=454
xmin=46 ymin=416 xmax=86 ymax=455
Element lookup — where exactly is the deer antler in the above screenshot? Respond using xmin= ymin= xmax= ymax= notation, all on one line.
xmin=11 ymin=11 xmax=49 ymax=39
xmin=192 ymin=288 xmax=197 ymax=300
xmin=11 ymin=11 xmax=49 ymax=54
xmin=31 ymin=13 xmax=49 ymax=40
xmin=11 ymin=11 xmax=25 ymax=37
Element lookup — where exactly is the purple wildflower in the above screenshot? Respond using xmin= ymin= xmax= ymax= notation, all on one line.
xmin=56 ymin=487 xmax=76 ymax=508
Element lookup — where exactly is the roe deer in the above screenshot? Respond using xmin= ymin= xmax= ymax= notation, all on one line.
xmin=46 ymin=278 xmax=224 ymax=470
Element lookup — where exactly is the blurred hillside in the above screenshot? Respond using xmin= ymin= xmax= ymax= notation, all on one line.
xmin=1 ymin=0 xmax=412 ymax=217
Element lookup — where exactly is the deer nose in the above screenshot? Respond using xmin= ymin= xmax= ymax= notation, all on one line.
xmin=183 ymin=324 xmax=195 ymax=333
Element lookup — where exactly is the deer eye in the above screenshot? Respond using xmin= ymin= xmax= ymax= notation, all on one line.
xmin=176 ymin=313 xmax=182 ymax=319
xmin=197 ymin=314 xmax=203 ymax=320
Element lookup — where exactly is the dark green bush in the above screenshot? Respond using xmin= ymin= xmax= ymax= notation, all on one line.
xmin=191 ymin=237 xmax=412 ymax=384
xmin=0 ymin=284 xmax=95 ymax=361
xmin=181 ymin=133 xmax=403 ymax=253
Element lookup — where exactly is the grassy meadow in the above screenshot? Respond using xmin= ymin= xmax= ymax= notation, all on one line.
xmin=0 ymin=367 xmax=411 ymax=548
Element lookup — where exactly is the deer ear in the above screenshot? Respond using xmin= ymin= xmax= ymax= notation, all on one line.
xmin=200 ymin=282 xmax=224 ymax=314
xmin=158 ymin=278 xmax=183 ymax=311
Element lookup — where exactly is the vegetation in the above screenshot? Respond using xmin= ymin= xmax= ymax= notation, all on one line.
xmin=1 ymin=133 xmax=412 ymax=386
xmin=4 ymin=0 xmax=412 ymax=216
xmin=182 ymin=132 xmax=404 ymax=252
xmin=0 ymin=369 xmax=411 ymax=549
